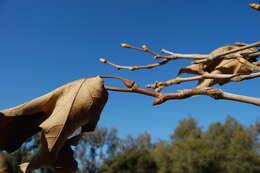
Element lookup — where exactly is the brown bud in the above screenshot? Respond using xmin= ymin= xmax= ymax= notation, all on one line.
xmin=121 ymin=43 xmax=132 ymax=48
xmin=155 ymin=88 xmax=161 ymax=92
xmin=129 ymin=67 xmax=135 ymax=71
xmin=249 ymin=3 xmax=260 ymax=10
xmin=231 ymin=77 xmax=241 ymax=82
xmin=99 ymin=58 xmax=107 ymax=63
xmin=154 ymin=55 xmax=161 ymax=59
xmin=142 ymin=45 xmax=148 ymax=51
xmin=122 ymin=79 xmax=135 ymax=88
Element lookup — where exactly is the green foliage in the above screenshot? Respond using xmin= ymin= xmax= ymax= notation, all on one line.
xmin=2 ymin=116 xmax=260 ymax=173
xmin=150 ymin=141 xmax=172 ymax=173
xmin=166 ymin=116 xmax=260 ymax=173
xmin=98 ymin=116 xmax=260 ymax=173
xmin=75 ymin=127 xmax=120 ymax=173
xmin=168 ymin=117 xmax=216 ymax=173
xmin=100 ymin=149 xmax=157 ymax=173
xmin=171 ymin=117 xmax=201 ymax=141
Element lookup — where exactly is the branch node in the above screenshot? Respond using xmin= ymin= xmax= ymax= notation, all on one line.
xmin=205 ymin=88 xmax=223 ymax=100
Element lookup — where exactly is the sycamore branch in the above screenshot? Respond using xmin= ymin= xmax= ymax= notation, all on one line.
xmin=99 ymin=58 xmax=171 ymax=71
xmin=194 ymin=42 xmax=260 ymax=64
xmin=101 ymin=76 xmax=260 ymax=107
xmin=146 ymin=73 xmax=239 ymax=91
xmin=147 ymin=71 xmax=260 ymax=92
xmin=100 ymin=41 xmax=260 ymax=106
xmin=158 ymin=49 xmax=208 ymax=60
xmin=99 ymin=43 xmax=209 ymax=71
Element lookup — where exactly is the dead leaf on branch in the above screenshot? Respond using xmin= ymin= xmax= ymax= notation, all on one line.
xmin=0 ymin=76 xmax=108 ymax=172
xmin=178 ymin=45 xmax=258 ymax=88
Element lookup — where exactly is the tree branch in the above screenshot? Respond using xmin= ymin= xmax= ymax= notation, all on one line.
xmin=102 ymin=76 xmax=260 ymax=107
xmin=147 ymin=70 xmax=260 ymax=92
xmin=159 ymin=49 xmax=208 ymax=60
xmin=194 ymin=41 xmax=260 ymax=64
xmin=100 ymin=41 xmax=260 ymax=107
xmin=231 ymin=72 xmax=260 ymax=82
xmin=99 ymin=58 xmax=171 ymax=71
xmin=152 ymin=88 xmax=260 ymax=106
xmin=146 ymin=73 xmax=241 ymax=91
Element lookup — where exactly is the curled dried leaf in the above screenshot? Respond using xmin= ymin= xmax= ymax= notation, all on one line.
xmin=0 ymin=76 xmax=108 ymax=172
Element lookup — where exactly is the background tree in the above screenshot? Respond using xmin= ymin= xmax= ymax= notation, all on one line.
xmin=100 ymin=149 xmax=157 ymax=173
xmin=100 ymin=132 xmax=156 ymax=173
xmin=98 ymin=116 xmax=260 ymax=173
xmin=169 ymin=117 xmax=214 ymax=173
xmin=75 ymin=127 xmax=120 ymax=173
xmin=3 ymin=116 xmax=260 ymax=173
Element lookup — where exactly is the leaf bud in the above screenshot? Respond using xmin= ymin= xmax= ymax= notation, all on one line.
xmin=121 ymin=43 xmax=132 ymax=48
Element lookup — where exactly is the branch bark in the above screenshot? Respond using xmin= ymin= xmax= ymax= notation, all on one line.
xmin=194 ymin=41 xmax=260 ymax=63
xmin=101 ymin=76 xmax=260 ymax=107
xmin=100 ymin=41 xmax=260 ymax=107
xmin=99 ymin=58 xmax=171 ymax=71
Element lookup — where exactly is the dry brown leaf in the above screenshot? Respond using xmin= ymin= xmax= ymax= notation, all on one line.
xmin=176 ymin=45 xmax=258 ymax=88
xmin=0 ymin=76 xmax=108 ymax=172
xmin=178 ymin=64 xmax=205 ymax=76
xmin=197 ymin=45 xmax=257 ymax=87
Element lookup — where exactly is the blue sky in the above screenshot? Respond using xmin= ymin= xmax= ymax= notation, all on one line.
xmin=0 ymin=0 xmax=259 ymax=141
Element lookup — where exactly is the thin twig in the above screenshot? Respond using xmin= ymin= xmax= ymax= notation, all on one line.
xmin=232 ymin=72 xmax=260 ymax=81
xmin=105 ymin=86 xmax=160 ymax=97
xmin=194 ymin=41 xmax=260 ymax=64
xmin=146 ymin=73 xmax=241 ymax=91
xmin=105 ymin=83 xmax=260 ymax=106
xmin=102 ymin=75 xmax=260 ymax=106
xmin=152 ymin=87 xmax=260 ymax=106
xmin=160 ymin=49 xmax=208 ymax=60
xmin=99 ymin=58 xmax=171 ymax=71
xmin=147 ymin=68 xmax=260 ymax=91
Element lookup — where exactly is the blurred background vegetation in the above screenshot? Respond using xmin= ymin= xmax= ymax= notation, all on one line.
xmin=2 ymin=115 xmax=260 ymax=173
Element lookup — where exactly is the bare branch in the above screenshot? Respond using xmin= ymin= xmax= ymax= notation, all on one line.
xmin=232 ymin=72 xmax=260 ymax=82
xmin=102 ymin=76 xmax=260 ymax=107
xmin=122 ymin=44 xmax=208 ymax=60
xmin=194 ymin=41 xmax=260 ymax=64
xmin=99 ymin=58 xmax=171 ymax=71
xmin=146 ymin=73 xmax=241 ymax=91
xmin=152 ymin=88 xmax=260 ymax=106
xmin=159 ymin=49 xmax=208 ymax=60
xmin=120 ymin=43 xmax=170 ymax=59
xmin=100 ymin=41 xmax=260 ymax=107
xmin=105 ymin=86 xmax=160 ymax=98
xmin=147 ymin=69 xmax=260 ymax=92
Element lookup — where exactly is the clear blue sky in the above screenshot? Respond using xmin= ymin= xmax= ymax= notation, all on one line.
xmin=0 ymin=0 xmax=259 ymax=141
